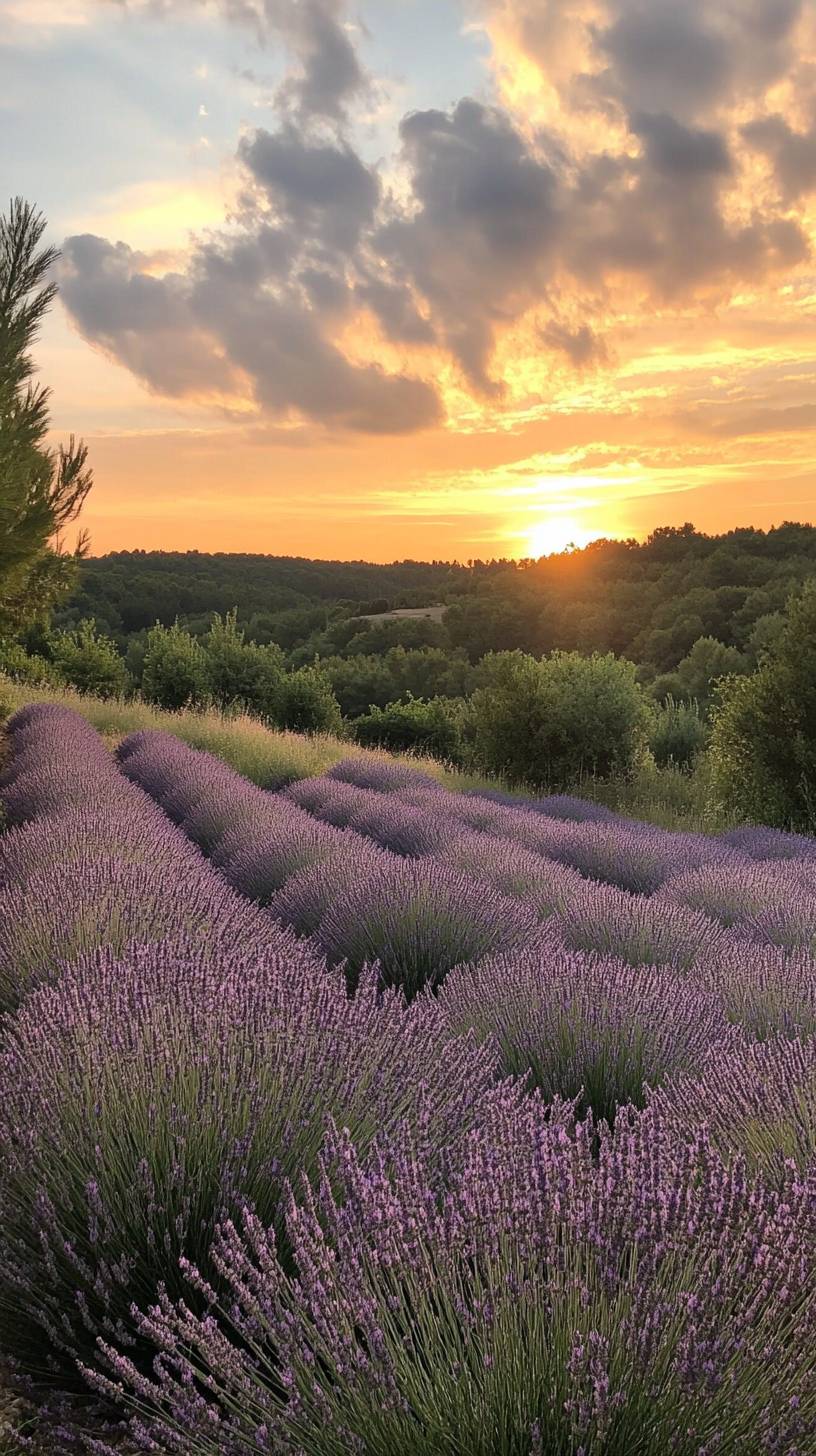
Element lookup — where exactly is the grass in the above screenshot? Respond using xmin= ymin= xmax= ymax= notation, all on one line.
xmin=0 ymin=677 xmax=728 ymax=831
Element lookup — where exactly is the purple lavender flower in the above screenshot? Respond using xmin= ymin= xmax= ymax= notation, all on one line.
xmin=439 ymin=937 xmax=728 ymax=1120
xmin=94 ymin=1104 xmax=816 ymax=1454
xmin=316 ymin=858 xmax=538 ymax=997
xmin=0 ymin=943 xmax=495 ymax=1384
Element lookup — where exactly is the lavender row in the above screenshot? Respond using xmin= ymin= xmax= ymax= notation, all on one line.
xmin=119 ymin=732 xmax=538 ymax=994
xmin=0 ymin=706 xmax=297 ymax=1011
xmin=0 ymin=710 xmax=497 ymax=1386
xmin=95 ymin=1092 xmax=816 ymax=1455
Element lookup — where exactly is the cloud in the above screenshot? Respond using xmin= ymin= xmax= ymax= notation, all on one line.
xmin=541 ymin=321 xmax=608 ymax=368
xmin=377 ymin=99 xmax=561 ymax=391
xmin=219 ymin=0 xmax=367 ymax=122
xmin=59 ymin=221 xmax=441 ymax=433
xmin=55 ymin=0 xmax=816 ymax=433
xmin=596 ymin=0 xmax=803 ymax=122
xmin=742 ymin=113 xmax=816 ymax=199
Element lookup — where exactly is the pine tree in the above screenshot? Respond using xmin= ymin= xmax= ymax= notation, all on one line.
xmin=0 ymin=197 xmax=92 ymax=629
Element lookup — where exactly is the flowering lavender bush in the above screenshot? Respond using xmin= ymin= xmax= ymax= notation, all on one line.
xmin=269 ymin=840 xmax=399 ymax=936
xmin=0 ymin=942 xmax=494 ymax=1384
xmin=550 ymin=881 xmax=724 ymax=970
xmin=723 ymin=824 xmax=816 ymax=862
xmin=700 ymin=938 xmax=816 ymax=1039
xmin=325 ymin=754 xmax=438 ymax=792
xmin=433 ymin=829 xmax=585 ymax=916
xmin=212 ymin=809 xmax=353 ymax=903
xmin=647 ymin=1031 xmax=816 ymax=1176
xmin=316 ymin=859 xmax=538 ymax=996
xmin=439 ymin=939 xmax=727 ymax=1120
xmin=96 ymin=1105 xmax=816 ymax=1455
xmin=656 ymin=857 xmax=813 ymax=927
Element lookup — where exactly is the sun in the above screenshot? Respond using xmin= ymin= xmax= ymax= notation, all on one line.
xmin=525 ymin=516 xmax=603 ymax=559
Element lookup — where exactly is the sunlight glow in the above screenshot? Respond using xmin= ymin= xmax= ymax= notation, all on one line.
xmin=524 ymin=516 xmax=606 ymax=559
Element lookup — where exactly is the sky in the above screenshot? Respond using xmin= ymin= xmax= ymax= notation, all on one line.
xmin=2 ymin=0 xmax=816 ymax=562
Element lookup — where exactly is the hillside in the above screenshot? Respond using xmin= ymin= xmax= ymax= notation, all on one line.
xmin=59 ymin=524 xmax=816 ymax=688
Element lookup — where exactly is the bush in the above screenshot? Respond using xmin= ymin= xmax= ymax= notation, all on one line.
xmin=202 ymin=609 xmax=284 ymax=717
xmin=141 ymin=622 xmax=208 ymax=710
xmin=468 ymin=649 xmax=651 ymax=790
xmin=650 ymin=696 xmax=708 ymax=770
xmin=102 ymin=1104 xmax=816 ymax=1455
xmin=0 ymin=945 xmax=493 ymax=1384
xmin=51 ymin=618 xmax=127 ymax=698
xmin=353 ymin=694 xmax=463 ymax=761
xmin=710 ymin=580 xmax=816 ymax=830
xmin=0 ymin=639 xmax=59 ymax=686
xmin=277 ymin=664 xmax=342 ymax=734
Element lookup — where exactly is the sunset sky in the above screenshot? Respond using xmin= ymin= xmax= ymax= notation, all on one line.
xmin=3 ymin=0 xmax=816 ymax=561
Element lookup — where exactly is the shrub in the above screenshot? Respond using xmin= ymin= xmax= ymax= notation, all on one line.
xmin=0 ymin=639 xmax=58 ymax=686
xmin=550 ymin=881 xmax=724 ymax=970
xmin=699 ymin=940 xmax=816 ymax=1041
xmin=468 ymin=649 xmax=651 ymax=790
xmin=0 ymin=945 xmax=494 ymax=1384
xmin=709 ymin=579 xmax=816 ymax=830
xmin=100 ymin=1105 xmax=816 ymax=1455
xmin=433 ymin=829 xmax=584 ymax=916
xmin=202 ymin=609 xmax=284 ymax=717
xmin=51 ymin=618 xmax=127 ymax=698
xmin=277 ymin=664 xmax=342 ymax=734
xmin=141 ymin=622 xmax=208 ymax=710
xmin=649 ymin=696 xmax=708 ymax=770
xmin=353 ymin=695 xmax=463 ymax=762
xmin=316 ymin=859 xmax=537 ymax=998
xmin=440 ymin=939 xmax=726 ymax=1119
xmin=647 ymin=1032 xmax=816 ymax=1176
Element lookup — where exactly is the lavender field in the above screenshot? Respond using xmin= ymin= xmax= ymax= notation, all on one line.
xmin=2 ymin=701 xmax=816 ymax=1454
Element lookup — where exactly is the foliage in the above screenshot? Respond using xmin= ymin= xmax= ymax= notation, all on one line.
xmin=276 ymin=663 xmax=342 ymax=734
xmin=468 ymin=649 xmax=651 ymax=790
xmin=141 ymin=622 xmax=208 ymax=710
xmin=710 ymin=579 xmax=816 ymax=830
xmin=0 ymin=638 xmax=57 ymax=686
xmin=649 ymin=696 xmax=708 ymax=770
xmin=202 ymin=608 xmax=284 ymax=716
xmin=51 ymin=618 xmax=127 ymax=698
xmin=353 ymin=693 xmax=463 ymax=761
xmin=0 ymin=198 xmax=92 ymax=628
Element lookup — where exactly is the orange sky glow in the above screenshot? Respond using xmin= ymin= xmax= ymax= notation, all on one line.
xmin=8 ymin=0 xmax=816 ymax=560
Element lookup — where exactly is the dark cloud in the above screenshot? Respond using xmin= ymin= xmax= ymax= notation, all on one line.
xmin=743 ymin=113 xmax=816 ymax=200
xmin=218 ymin=0 xmax=366 ymax=121
xmin=377 ymin=99 xmax=561 ymax=391
xmin=597 ymin=0 xmax=803 ymax=121
xmin=59 ymin=235 xmax=234 ymax=397
xmin=541 ymin=321 xmax=608 ymax=368
xmin=59 ymin=212 xmax=440 ymax=434
xmin=239 ymin=127 xmax=379 ymax=251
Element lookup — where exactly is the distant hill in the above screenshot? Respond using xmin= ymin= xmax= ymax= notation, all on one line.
xmin=59 ymin=524 xmax=816 ymax=689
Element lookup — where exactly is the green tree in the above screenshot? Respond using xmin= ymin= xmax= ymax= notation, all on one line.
xmin=141 ymin=622 xmax=208 ymax=710
xmin=710 ymin=579 xmax=816 ymax=830
xmin=0 ymin=198 xmax=92 ymax=627
xmin=51 ymin=618 xmax=127 ymax=698
xmin=203 ymin=608 xmax=284 ymax=714
xmin=468 ymin=649 xmax=651 ymax=790
xmin=278 ymin=665 xmax=342 ymax=734
xmin=354 ymin=695 xmax=463 ymax=762
xmin=649 ymin=696 xmax=708 ymax=771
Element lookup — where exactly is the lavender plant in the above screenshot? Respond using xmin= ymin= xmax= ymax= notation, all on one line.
xmin=549 ymin=880 xmax=725 ymax=969
xmin=439 ymin=939 xmax=727 ymax=1120
xmin=94 ymin=1104 xmax=816 ymax=1455
xmin=316 ymin=859 xmax=538 ymax=996
xmin=646 ymin=1031 xmax=816 ymax=1176
xmin=0 ymin=943 xmax=495 ymax=1385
